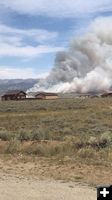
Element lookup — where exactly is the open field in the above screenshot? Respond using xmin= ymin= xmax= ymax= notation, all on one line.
xmin=0 ymin=98 xmax=112 ymax=186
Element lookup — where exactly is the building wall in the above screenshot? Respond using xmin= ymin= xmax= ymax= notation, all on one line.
xmin=1 ymin=93 xmax=26 ymax=101
xmin=1 ymin=95 xmax=13 ymax=101
xmin=17 ymin=94 xmax=26 ymax=99
xmin=45 ymin=96 xmax=58 ymax=100
xmin=35 ymin=94 xmax=46 ymax=99
xmin=35 ymin=94 xmax=58 ymax=100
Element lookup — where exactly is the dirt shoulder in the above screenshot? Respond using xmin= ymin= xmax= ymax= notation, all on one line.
xmin=0 ymin=155 xmax=111 ymax=186
xmin=0 ymin=156 xmax=97 ymax=200
xmin=0 ymin=172 xmax=96 ymax=200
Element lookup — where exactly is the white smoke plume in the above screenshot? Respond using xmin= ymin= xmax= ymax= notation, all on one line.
xmin=28 ymin=17 xmax=112 ymax=94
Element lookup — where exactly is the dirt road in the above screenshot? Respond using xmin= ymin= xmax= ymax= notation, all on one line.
xmin=0 ymin=174 xmax=96 ymax=200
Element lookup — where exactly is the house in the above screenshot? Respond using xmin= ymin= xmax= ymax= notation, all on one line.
xmin=1 ymin=90 xmax=26 ymax=101
xmin=35 ymin=92 xmax=58 ymax=100
xmin=101 ymin=91 xmax=112 ymax=98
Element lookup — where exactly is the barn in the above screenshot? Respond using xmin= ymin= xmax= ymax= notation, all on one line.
xmin=1 ymin=90 xmax=26 ymax=101
xmin=35 ymin=92 xmax=58 ymax=100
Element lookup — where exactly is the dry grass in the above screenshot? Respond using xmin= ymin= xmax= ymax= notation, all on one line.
xmin=0 ymin=97 xmax=112 ymax=185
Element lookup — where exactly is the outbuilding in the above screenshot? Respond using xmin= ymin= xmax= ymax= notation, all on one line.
xmin=35 ymin=92 xmax=58 ymax=100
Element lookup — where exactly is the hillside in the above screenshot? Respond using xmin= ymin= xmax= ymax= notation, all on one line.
xmin=0 ymin=79 xmax=39 ymax=94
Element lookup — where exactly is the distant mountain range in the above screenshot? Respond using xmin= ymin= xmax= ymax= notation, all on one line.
xmin=0 ymin=79 xmax=40 ymax=94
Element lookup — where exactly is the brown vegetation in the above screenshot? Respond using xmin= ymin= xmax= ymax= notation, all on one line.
xmin=0 ymin=97 xmax=112 ymax=185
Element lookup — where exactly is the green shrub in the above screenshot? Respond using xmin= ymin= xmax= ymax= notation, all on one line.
xmin=77 ymin=147 xmax=96 ymax=159
xmin=17 ymin=129 xmax=32 ymax=141
xmin=30 ymin=130 xmax=43 ymax=141
xmin=24 ymin=142 xmax=74 ymax=157
xmin=62 ymin=127 xmax=72 ymax=135
xmin=24 ymin=144 xmax=48 ymax=156
xmin=31 ymin=129 xmax=52 ymax=141
xmin=5 ymin=139 xmax=21 ymax=154
xmin=97 ymin=131 xmax=112 ymax=148
xmin=100 ymin=132 xmax=112 ymax=143
xmin=0 ymin=130 xmax=15 ymax=141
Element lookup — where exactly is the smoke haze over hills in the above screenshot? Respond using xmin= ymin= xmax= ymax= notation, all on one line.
xmin=0 ymin=79 xmax=39 ymax=94
xmin=28 ymin=17 xmax=112 ymax=94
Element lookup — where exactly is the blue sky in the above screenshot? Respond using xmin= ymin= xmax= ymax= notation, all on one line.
xmin=0 ymin=0 xmax=112 ymax=79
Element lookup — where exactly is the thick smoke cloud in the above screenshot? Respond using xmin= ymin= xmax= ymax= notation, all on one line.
xmin=28 ymin=17 xmax=112 ymax=93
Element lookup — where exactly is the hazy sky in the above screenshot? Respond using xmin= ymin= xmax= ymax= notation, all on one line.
xmin=0 ymin=0 xmax=112 ymax=79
